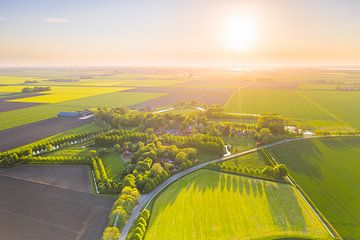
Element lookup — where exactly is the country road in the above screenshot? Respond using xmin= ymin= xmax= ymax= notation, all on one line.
xmin=118 ymin=136 xmax=308 ymax=240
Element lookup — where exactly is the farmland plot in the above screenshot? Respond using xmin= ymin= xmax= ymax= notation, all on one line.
xmin=145 ymin=169 xmax=331 ymax=240
xmin=269 ymin=137 xmax=360 ymax=239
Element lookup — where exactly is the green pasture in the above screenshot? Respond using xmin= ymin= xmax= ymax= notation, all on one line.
xmin=223 ymin=150 xmax=269 ymax=169
xmin=223 ymin=136 xmax=257 ymax=153
xmin=269 ymin=137 xmax=360 ymax=239
xmin=102 ymin=152 xmax=126 ymax=179
xmin=145 ymin=169 xmax=331 ymax=240
xmin=225 ymin=89 xmax=359 ymax=131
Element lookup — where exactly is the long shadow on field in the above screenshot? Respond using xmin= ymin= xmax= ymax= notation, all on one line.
xmin=320 ymin=136 xmax=360 ymax=152
xmin=264 ymin=183 xmax=307 ymax=232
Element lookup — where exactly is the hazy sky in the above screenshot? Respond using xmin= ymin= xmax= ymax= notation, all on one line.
xmin=1 ymin=0 xmax=360 ymax=67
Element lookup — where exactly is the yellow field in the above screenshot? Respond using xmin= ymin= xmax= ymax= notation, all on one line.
xmin=0 ymin=76 xmax=45 ymax=84
xmin=8 ymin=86 xmax=130 ymax=103
xmin=0 ymin=86 xmax=26 ymax=92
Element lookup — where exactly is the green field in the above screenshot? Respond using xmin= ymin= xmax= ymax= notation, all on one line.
xmin=0 ymin=91 xmax=163 ymax=130
xmin=223 ymin=136 xmax=257 ymax=153
xmin=223 ymin=150 xmax=269 ymax=169
xmin=224 ymin=89 xmax=358 ymax=131
xmin=102 ymin=152 xmax=127 ymax=179
xmin=145 ymin=169 xmax=331 ymax=240
xmin=269 ymin=137 xmax=360 ymax=239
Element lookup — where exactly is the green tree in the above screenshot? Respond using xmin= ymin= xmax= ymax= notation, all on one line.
xmin=101 ymin=227 xmax=120 ymax=240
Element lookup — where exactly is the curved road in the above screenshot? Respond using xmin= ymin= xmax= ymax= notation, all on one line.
xmin=118 ymin=136 xmax=311 ymax=239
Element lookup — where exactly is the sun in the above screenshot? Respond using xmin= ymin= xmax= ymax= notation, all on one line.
xmin=224 ymin=15 xmax=257 ymax=51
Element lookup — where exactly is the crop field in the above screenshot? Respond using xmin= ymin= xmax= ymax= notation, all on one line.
xmin=57 ymin=91 xmax=165 ymax=108
xmin=0 ymin=173 xmax=114 ymax=240
xmin=0 ymin=165 xmax=92 ymax=193
xmin=0 ymin=76 xmax=46 ymax=84
xmin=0 ymin=117 xmax=92 ymax=151
xmin=225 ymin=89 xmax=359 ymax=130
xmin=7 ymin=86 xmax=130 ymax=103
xmin=268 ymin=137 xmax=360 ymax=239
xmin=0 ymin=91 xmax=165 ymax=130
xmin=223 ymin=150 xmax=269 ymax=169
xmin=145 ymin=169 xmax=330 ymax=240
xmin=130 ymin=87 xmax=233 ymax=108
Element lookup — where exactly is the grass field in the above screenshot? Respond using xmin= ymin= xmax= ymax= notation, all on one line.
xmin=145 ymin=169 xmax=331 ymax=240
xmin=268 ymin=137 xmax=360 ymax=239
xmin=223 ymin=150 xmax=269 ymax=169
xmin=225 ymin=89 xmax=358 ymax=131
xmin=102 ymin=152 xmax=126 ymax=179
xmin=223 ymin=136 xmax=257 ymax=153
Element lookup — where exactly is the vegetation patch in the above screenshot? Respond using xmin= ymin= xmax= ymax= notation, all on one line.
xmin=145 ymin=169 xmax=330 ymax=240
xmin=269 ymin=136 xmax=360 ymax=239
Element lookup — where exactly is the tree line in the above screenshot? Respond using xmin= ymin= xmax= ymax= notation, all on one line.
xmin=0 ymin=129 xmax=104 ymax=167
xmin=22 ymin=86 xmax=51 ymax=93
xmin=92 ymin=156 xmax=121 ymax=193
xmin=208 ymin=162 xmax=288 ymax=181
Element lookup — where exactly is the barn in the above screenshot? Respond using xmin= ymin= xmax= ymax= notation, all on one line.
xmin=57 ymin=112 xmax=81 ymax=118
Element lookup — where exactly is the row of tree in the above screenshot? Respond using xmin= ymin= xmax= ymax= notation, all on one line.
xmin=0 ymin=129 xmax=104 ymax=167
xmin=126 ymin=209 xmax=151 ymax=240
xmin=21 ymin=86 xmax=51 ymax=93
xmin=94 ymin=130 xmax=154 ymax=147
xmin=161 ymin=133 xmax=225 ymax=155
xmin=208 ymin=162 xmax=288 ymax=181
xmin=109 ymin=186 xmax=140 ymax=230
xmin=92 ymin=157 xmax=121 ymax=193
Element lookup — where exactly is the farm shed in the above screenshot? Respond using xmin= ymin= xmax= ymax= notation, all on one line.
xmin=57 ymin=112 xmax=81 ymax=118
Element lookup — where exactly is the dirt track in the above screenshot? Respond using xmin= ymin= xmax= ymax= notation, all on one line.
xmin=0 ymin=117 xmax=91 ymax=152
xmin=0 ymin=174 xmax=114 ymax=240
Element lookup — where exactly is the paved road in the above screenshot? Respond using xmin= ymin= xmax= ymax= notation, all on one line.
xmin=119 ymin=137 xmax=307 ymax=240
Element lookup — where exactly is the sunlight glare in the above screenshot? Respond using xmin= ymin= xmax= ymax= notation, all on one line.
xmin=224 ymin=15 xmax=257 ymax=51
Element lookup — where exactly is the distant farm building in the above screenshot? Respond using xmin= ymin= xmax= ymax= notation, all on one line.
xmin=57 ymin=110 xmax=93 ymax=118
xmin=58 ymin=112 xmax=81 ymax=118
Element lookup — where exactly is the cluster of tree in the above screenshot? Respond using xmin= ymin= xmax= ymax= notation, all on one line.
xmin=127 ymin=142 xmax=169 ymax=193
xmin=92 ymin=157 xmax=121 ymax=193
xmin=21 ymin=86 xmax=51 ymax=93
xmin=95 ymin=107 xmax=211 ymax=134
xmin=208 ymin=122 xmax=257 ymax=137
xmin=94 ymin=130 xmax=154 ymax=147
xmin=101 ymin=227 xmax=120 ymax=240
xmin=109 ymin=186 xmax=140 ymax=229
xmin=0 ymin=150 xmax=31 ymax=167
xmin=24 ymin=80 xmax=40 ymax=84
xmin=126 ymin=209 xmax=151 ymax=240
xmin=161 ymin=133 xmax=225 ymax=155
xmin=95 ymin=107 xmax=149 ymax=128
xmin=208 ymin=162 xmax=288 ymax=181
xmin=257 ymin=114 xmax=287 ymax=135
